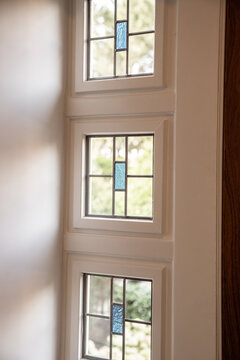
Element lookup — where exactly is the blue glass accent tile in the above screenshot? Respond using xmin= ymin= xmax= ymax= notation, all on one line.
xmin=116 ymin=22 xmax=127 ymax=50
xmin=112 ymin=304 xmax=123 ymax=334
xmin=114 ymin=163 xmax=126 ymax=190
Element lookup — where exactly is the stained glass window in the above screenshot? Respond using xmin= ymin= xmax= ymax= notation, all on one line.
xmin=83 ymin=274 xmax=152 ymax=360
xmin=87 ymin=0 xmax=156 ymax=79
xmin=86 ymin=134 xmax=154 ymax=219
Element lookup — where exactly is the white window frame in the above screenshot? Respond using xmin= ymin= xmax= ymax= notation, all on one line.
xmin=74 ymin=0 xmax=165 ymax=93
xmin=69 ymin=117 xmax=167 ymax=235
xmin=64 ymin=254 xmax=170 ymax=360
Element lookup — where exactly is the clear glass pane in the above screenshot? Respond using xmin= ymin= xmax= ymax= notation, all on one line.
xmin=129 ymin=33 xmax=154 ymax=75
xmin=89 ymin=137 xmax=113 ymax=175
xmin=116 ymin=51 xmax=127 ymax=77
xmin=114 ymin=163 xmax=126 ymax=190
xmin=91 ymin=0 xmax=114 ymax=37
xmin=127 ymin=178 xmax=152 ymax=218
xmin=113 ymin=278 xmax=124 ymax=303
xmin=129 ymin=0 xmax=155 ymax=33
xmin=117 ymin=0 xmax=127 ymax=20
xmin=116 ymin=22 xmax=127 ymax=50
xmin=125 ymin=280 xmax=152 ymax=322
xmin=112 ymin=334 xmax=123 ymax=360
xmin=90 ymin=39 xmax=114 ymax=78
xmin=114 ymin=191 xmax=125 ymax=216
xmin=125 ymin=322 xmax=151 ymax=360
xmin=115 ymin=137 xmax=126 ymax=161
xmin=112 ymin=304 xmax=123 ymax=334
xmin=88 ymin=275 xmax=111 ymax=315
xmin=128 ymin=136 xmax=153 ymax=175
xmin=86 ymin=316 xmax=110 ymax=359
xmin=89 ymin=177 xmax=113 ymax=215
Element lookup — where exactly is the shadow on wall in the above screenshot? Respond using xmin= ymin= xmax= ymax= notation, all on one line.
xmin=0 ymin=0 xmax=66 ymax=359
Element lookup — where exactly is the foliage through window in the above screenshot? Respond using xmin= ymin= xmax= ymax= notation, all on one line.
xmin=87 ymin=0 xmax=156 ymax=79
xmin=82 ymin=274 xmax=152 ymax=360
xmin=86 ymin=134 xmax=154 ymax=219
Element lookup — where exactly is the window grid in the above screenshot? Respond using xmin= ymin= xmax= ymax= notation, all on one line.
xmin=85 ymin=134 xmax=154 ymax=220
xmin=82 ymin=273 xmax=152 ymax=360
xmin=87 ymin=0 xmax=155 ymax=80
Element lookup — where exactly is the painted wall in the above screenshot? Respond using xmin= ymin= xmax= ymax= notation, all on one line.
xmin=0 ymin=1 xmax=66 ymax=359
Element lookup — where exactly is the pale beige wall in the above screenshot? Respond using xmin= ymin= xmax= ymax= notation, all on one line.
xmin=0 ymin=1 xmax=66 ymax=359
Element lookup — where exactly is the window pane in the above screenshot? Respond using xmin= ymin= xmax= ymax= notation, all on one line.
xmin=90 ymin=39 xmax=114 ymax=78
xmin=112 ymin=334 xmax=123 ymax=360
xmin=115 ymin=137 xmax=126 ymax=161
xmin=89 ymin=137 xmax=113 ymax=175
xmin=129 ymin=0 xmax=155 ymax=33
xmin=129 ymin=33 xmax=154 ymax=75
xmin=116 ymin=21 xmax=127 ymax=50
xmin=116 ymin=51 xmax=127 ymax=77
xmin=128 ymin=136 xmax=153 ymax=175
xmin=88 ymin=275 xmax=111 ymax=315
xmin=125 ymin=322 xmax=151 ymax=360
xmin=113 ymin=278 xmax=124 ymax=303
xmin=112 ymin=304 xmax=124 ymax=334
xmin=91 ymin=0 xmax=114 ymax=37
xmin=117 ymin=0 xmax=127 ymax=21
xmin=114 ymin=191 xmax=125 ymax=216
xmin=127 ymin=178 xmax=152 ymax=218
xmin=89 ymin=177 xmax=113 ymax=215
xmin=86 ymin=316 xmax=110 ymax=359
xmin=114 ymin=163 xmax=126 ymax=190
xmin=125 ymin=279 xmax=152 ymax=322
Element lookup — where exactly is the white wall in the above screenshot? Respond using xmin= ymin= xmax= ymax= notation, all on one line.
xmin=0 ymin=1 xmax=66 ymax=359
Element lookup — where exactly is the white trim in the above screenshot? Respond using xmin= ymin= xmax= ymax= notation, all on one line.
xmin=69 ymin=116 xmax=169 ymax=235
xmin=74 ymin=0 xmax=165 ymax=93
xmin=64 ymin=254 xmax=171 ymax=360
xmin=64 ymin=232 xmax=173 ymax=262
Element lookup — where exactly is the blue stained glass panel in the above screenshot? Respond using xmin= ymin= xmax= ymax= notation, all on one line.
xmin=112 ymin=304 xmax=123 ymax=334
xmin=114 ymin=163 xmax=126 ymax=190
xmin=116 ymin=22 xmax=127 ymax=50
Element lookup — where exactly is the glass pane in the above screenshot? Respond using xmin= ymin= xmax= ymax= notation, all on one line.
xmin=114 ymin=163 xmax=126 ymax=190
xmin=91 ymin=0 xmax=114 ymax=37
xmin=115 ymin=137 xmax=126 ymax=161
xmin=128 ymin=136 xmax=153 ymax=175
xmin=89 ymin=137 xmax=113 ymax=175
xmin=129 ymin=33 xmax=154 ymax=75
xmin=86 ymin=316 xmax=110 ymax=359
xmin=127 ymin=178 xmax=152 ymax=217
xmin=113 ymin=278 xmax=124 ymax=303
xmin=112 ymin=334 xmax=123 ymax=360
xmin=117 ymin=0 xmax=127 ymax=20
xmin=116 ymin=51 xmax=127 ymax=77
xmin=88 ymin=275 xmax=111 ymax=315
xmin=112 ymin=304 xmax=123 ymax=334
xmin=125 ymin=322 xmax=151 ymax=360
xmin=116 ymin=22 xmax=127 ymax=50
xmin=114 ymin=191 xmax=125 ymax=216
xmin=90 ymin=39 xmax=114 ymax=78
xmin=89 ymin=177 xmax=113 ymax=215
xmin=125 ymin=280 xmax=152 ymax=322
xmin=129 ymin=0 xmax=155 ymax=33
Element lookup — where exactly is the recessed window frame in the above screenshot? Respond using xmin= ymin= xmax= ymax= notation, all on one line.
xmin=74 ymin=0 xmax=165 ymax=93
xmin=70 ymin=117 xmax=166 ymax=235
xmin=64 ymin=255 xmax=167 ymax=360
xmin=85 ymin=133 xmax=154 ymax=220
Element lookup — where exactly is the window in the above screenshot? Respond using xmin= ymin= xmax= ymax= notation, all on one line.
xmin=87 ymin=0 xmax=155 ymax=80
xmin=70 ymin=117 xmax=165 ymax=234
xmin=82 ymin=273 xmax=152 ymax=360
xmin=86 ymin=134 xmax=154 ymax=219
xmin=74 ymin=0 xmax=164 ymax=92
